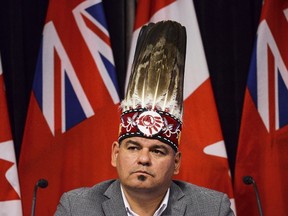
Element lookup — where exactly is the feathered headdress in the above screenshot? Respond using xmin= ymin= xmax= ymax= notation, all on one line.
xmin=118 ymin=20 xmax=186 ymax=152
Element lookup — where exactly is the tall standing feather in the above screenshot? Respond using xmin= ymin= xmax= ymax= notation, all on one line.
xmin=122 ymin=21 xmax=186 ymax=120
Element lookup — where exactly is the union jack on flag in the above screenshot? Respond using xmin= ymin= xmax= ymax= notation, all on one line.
xmin=19 ymin=0 xmax=120 ymax=215
xmin=234 ymin=1 xmax=288 ymax=215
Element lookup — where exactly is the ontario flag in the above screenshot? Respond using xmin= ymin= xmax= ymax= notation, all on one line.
xmin=18 ymin=0 xmax=119 ymax=215
xmin=127 ymin=0 xmax=235 ymax=212
xmin=234 ymin=0 xmax=288 ymax=215
xmin=0 ymin=54 xmax=23 ymax=215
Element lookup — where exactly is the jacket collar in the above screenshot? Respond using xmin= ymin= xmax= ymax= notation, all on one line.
xmin=102 ymin=180 xmax=187 ymax=216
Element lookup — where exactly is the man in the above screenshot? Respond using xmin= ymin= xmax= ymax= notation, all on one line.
xmin=55 ymin=20 xmax=234 ymax=216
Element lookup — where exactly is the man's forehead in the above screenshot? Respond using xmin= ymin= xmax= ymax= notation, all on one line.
xmin=123 ymin=137 xmax=170 ymax=148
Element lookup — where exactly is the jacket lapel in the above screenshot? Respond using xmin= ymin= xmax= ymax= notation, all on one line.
xmin=163 ymin=182 xmax=187 ymax=216
xmin=102 ymin=180 xmax=127 ymax=216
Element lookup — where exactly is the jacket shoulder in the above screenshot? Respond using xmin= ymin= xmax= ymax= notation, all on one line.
xmin=170 ymin=180 xmax=234 ymax=216
xmin=173 ymin=180 xmax=226 ymax=197
xmin=54 ymin=179 xmax=118 ymax=216
xmin=66 ymin=179 xmax=116 ymax=200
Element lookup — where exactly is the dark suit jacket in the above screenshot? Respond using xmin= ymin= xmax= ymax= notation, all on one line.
xmin=54 ymin=179 xmax=234 ymax=216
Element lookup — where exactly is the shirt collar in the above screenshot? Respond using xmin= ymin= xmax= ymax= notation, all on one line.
xmin=120 ymin=185 xmax=170 ymax=216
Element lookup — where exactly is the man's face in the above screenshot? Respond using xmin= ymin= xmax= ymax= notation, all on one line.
xmin=111 ymin=137 xmax=181 ymax=194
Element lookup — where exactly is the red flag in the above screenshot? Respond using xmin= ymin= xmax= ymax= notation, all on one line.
xmin=127 ymin=0 xmax=235 ymax=212
xmin=0 ymin=54 xmax=23 ymax=215
xmin=18 ymin=0 xmax=119 ymax=215
xmin=234 ymin=1 xmax=288 ymax=215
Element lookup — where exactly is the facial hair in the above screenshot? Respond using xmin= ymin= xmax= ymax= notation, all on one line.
xmin=137 ymin=175 xmax=147 ymax=181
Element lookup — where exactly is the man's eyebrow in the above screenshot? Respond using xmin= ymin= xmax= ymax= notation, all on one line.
xmin=124 ymin=140 xmax=171 ymax=153
xmin=125 ymin=140 xmax=141 ymax=146
xmin=151 ymin=145 xmax=169 ymax=152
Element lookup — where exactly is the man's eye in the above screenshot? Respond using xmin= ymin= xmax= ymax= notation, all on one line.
xmin=127 ymin=146 xmax=139 ymax=151
xmin=152 ymin=149 xmax=165 ymax=155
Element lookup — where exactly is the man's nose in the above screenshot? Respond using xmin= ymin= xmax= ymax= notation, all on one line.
xmin=137 ymin=149 xmax=151 ymax=166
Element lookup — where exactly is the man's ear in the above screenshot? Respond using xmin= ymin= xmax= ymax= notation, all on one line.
xmin=111 ymin=141 xmax=120 ymax=167
xmin=173 ymin=151 xmax=182 ymax=175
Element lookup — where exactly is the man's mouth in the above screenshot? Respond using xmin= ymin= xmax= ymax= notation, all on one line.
xmin=132 ymin=170 xmax=154 ymax=177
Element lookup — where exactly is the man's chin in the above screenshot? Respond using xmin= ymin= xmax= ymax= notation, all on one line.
xmin=125 ymin=178 xmax=155 ymax=191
